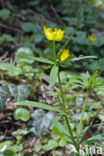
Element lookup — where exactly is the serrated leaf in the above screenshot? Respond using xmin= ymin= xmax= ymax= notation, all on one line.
xmin=0 ymin=86 xmax=11 ymax=112
xmin=49 ymin=65 xmax=58 ymax=88
xmin=33 ymin=57 xmax=54 ymax=64
xmin=28 ymin=109 xmax=54 ymax=136
xmin=15 ymin=47 xmax=35 ymax=64
xmin=14 ymin=108 xmax=30 ymax=122
xmin=15 ymin=100 xmax=61 ymax=112
xmin=0 ymin=63 xmax=22 ymax=77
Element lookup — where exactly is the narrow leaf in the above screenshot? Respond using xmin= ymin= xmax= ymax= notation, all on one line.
xmin=56 ymin=122 xmax=71 ymax=139
xmin=82 ymin=133 xmax=104 ymax=144
xmin=71 ymin=56 xmax=97 ymax=62
xmin=15 ymin=100 xmax=61 ymax=112
xmin=49 ymin=65 xmax=58 ymax=88
xmin=33 ymin=57 xmax=54 ymax=64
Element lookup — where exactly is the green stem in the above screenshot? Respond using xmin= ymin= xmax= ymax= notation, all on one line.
xmin=57 ymin=72 xmax=78 ymax=150
xmin=53 ymin=41 xmax=56 ymax=60
xmin=77 ymin=88 xmax=90 ymax=146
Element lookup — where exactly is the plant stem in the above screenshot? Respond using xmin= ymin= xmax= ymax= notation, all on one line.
xmin=53 ymin=41 xmax=56 ymax=60
xmin=77 ymin=88 xmax=90 ymax=146
xmin=57 ymin=72 xmax=78 ymax=150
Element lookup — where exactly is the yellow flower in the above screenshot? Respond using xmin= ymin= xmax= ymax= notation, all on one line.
xmin=44 ymin=26 xmax=64 ymax=41
xmin=58 ymin=49 xmax=70 ymax=62
xmin=88 ymin=34 xmax=96 ymax=42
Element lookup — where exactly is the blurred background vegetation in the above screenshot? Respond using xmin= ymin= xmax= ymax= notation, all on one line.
xmin=0 ymin=0 xmax=104 ymax=73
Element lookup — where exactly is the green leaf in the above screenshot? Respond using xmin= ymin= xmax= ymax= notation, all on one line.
xmin=33 ymin=57 xmax=54 ymax=64
xmin=31 ymin=33 xmax=44 ymax=43
xmin=16 ymin=84 xmax=30 ymax=101
xmin=21 ymin=22 xmax=36 ymax=33
xmin=0 ymin=9 xmax=10 ymax=19
xmin=71 ymin=56 xmax=97 ymax=62
xmin=28 ymin=109 xmax=54 ymax=136
xmin=42 ymin=140 xmax=58 ymax=151
xmin=0 ymin=86 xmax=11 ymax=112
xmin=3 ymin=150 xmax=15 ymax=156
xmin=0 ymin=63 xmax=22 ymax=77
xmin=15 ymin=47 xmax=35 ymax=64
xmin=17 ymin=84 xmax=30 ymax=102
xmin=79 ymin=126 xmax=89 ymax=142
xmin=15 ymin=100 xmax=61 ymax=112
xmin=0 ymin=141 xmax=11 ymax=152
xmin=14 ymin=108 xmax=30 ymax=122
xmin=49 ymin=65 xmax=58 ymax=88
xmin=50 ymin=115 xmax=61 ymax=129
xmin=8 ymin=84 xmax=18 ymax=101
xmin=82 ymin=133 xmax=104 ymax=144
xmin=0 ymin=34 xmax=15 ymax=43
xmin=13 ymin=129 xmax=29 ymax=136
xmin=92 ymin=37 xmax=104 ymax=47
xmin=56 ymin=122 xmax=71 ymax=139
xmin=8 ymin=84 xmax=30 ymax=102
xmin=51 ymin=122 xmax=72 ymax=146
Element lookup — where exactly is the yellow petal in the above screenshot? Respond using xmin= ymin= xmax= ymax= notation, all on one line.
xmin=88 ymin=34 xmax=96 ymax=42
xmin=58 ymin=49 xmax=70 ymax=61
xmin=44 ymin=26 xmax=54 ymax=40
xmin=54 ymin=29 xmax=64 ymax=41
xmin=44 ymin=26 xmax=64 ymax=41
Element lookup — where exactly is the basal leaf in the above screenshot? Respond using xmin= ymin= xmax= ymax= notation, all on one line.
xmin=15 ymin=47 xmax=35 ymax=64
xmin=0 ymin=141 xmax=11 ymax=152
xmin=0 ymin=86 xmax=10 ymax=112
xmin=16 ymin=84 xmax=30 ymax=102
xmin=0 ymin=9 xmax=10 ymax=19
xmin=42 ymin=140 xmax=58 ymax=151
xmin=8 ymin=84 xmax=30 ymax=102
xmin=8 ymin=84 xmax=18 ymax=101
xmin=14 ymin=108 xmax=30 ymax=122
xmin=0 ymin=63 xmax=22 ymax=77
xmin=82 ymin=133 xmax=104 ymax=144
xmin=28 ymin=109 xmax=54 ymax=136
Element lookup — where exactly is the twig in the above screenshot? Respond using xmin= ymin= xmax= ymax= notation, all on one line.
xmin=0 ymin=0 xmax=5 ymax=8
xmin=0 ymin=51 xmax=8 ymax=62
xmin=0 ymin=23 xmax=22 ymax=33
xmin=50 ymin=4 xmax=64 ymax=25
